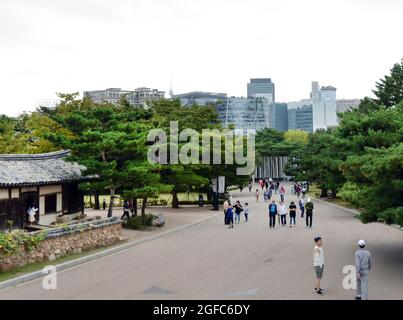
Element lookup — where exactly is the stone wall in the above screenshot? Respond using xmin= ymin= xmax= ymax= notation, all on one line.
xmin=0 ymin=223 xmax=123 ymax=271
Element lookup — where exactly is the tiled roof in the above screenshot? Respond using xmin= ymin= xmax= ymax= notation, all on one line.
xmin=0 ymin=150 xmax=90 ymax=187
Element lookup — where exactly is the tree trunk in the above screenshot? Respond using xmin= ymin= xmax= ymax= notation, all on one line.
xmin=94 ymin=190 xmax=100 ymax=210
xmin=141 ymin=197 xmax=147 ymax=222
xmin=320 ymin=188 xmax=328 ymax=198
xmin=172 ymin=190 xmax=180 ymax=208
xmin=133 ymin=197 xmax=138 ymax=216
xmin=107 ymin=187 xmax=115 ymax=218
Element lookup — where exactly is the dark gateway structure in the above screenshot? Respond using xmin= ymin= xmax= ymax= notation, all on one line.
xmin=0 ymin=150 xmax=91 ymax=230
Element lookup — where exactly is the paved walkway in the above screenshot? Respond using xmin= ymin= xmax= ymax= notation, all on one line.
xmin=0 ymin=183 xmax=402 ymax=299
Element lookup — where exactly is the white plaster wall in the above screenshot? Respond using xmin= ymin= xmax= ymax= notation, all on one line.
xmin=40 ymin=185 xmax=62 ymax=195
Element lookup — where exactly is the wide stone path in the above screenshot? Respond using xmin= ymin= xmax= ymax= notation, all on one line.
xmin=0 ymin=184 xmax=402 ymax=299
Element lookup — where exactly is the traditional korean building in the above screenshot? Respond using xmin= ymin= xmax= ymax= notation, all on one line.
xmin=0 ymin=150 xmax=91 ymax=230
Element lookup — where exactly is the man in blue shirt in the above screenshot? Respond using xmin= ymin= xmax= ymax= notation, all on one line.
xmin=226 ymin=207 xmax=234 ymax=229
xmin=268 ymin=200 xmax=278 ymax=229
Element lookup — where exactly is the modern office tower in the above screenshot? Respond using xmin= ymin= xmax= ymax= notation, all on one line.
xmin=287 ymin=104 xmax=313 ymax=132
xmin=173 ymin=91 xmax=227 ymax=106
xmin=247 ymin=78 xmax=275 ymax=102
xmin=269 ymin=103 xmax=288 ymax=132
xmin=311 ymin=82 xmax=337 ymax=130
xmin=336 ymin=99 xmax=361 ymax=113
xmin=83 ymin=87 xmax=165 ymax=107
xmin=216 ymin=96 xmax=270 ymax=133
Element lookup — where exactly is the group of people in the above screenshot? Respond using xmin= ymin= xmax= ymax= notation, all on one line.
xmin=267 ymin=197 xmax=314 ymax=229
xmin=223 ymin=200 xmax=249 ymax=228
xmin=312 ymin=236 xmax=372 ymax=300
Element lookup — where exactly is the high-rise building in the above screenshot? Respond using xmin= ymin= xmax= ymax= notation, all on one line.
xmin=336 ymin=99 xmax=361 ymax=113
xmin=311 ymin=82 xmax=337 ymax=130
xmin=269 ymin=103 xmax=288 ymax=132
xmin=83 ymin=87 xmax=165 ymax=107
xmin=287 ymin=104 xmax=313 ymax=132
xmin=216 ymin=96 xmax=270 ymax=133
xmin=173 ymin=91 xmax=227 ymax=106
xmin=247 ymin=78 xmax=275 ymax=102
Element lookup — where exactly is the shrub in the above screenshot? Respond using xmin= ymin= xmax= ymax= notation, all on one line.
xmin=143 ymin=214 xmax=156 ymax=227
xmin=0 ymin=230 xmax=47 ymax=258
xmin=123 ymin=216 xmax=143 ymax=230
xmin=123 ymin=214 xmax=157 ymax=229
xmin=379 ymin=207 xmax=403 ymax=226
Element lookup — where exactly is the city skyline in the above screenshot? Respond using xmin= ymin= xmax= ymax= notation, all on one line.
xmin=1 ymin=0 xmax=403 ymax=116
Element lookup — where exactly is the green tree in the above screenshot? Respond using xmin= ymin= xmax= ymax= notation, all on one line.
xmin=373 ymin=58 xmax=403 ymax=108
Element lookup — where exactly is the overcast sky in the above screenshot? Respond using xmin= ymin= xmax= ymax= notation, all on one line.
xmin=0 ymin=0 xmax=402 ymax=116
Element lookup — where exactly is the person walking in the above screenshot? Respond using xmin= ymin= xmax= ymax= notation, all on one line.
xmin=226 ymin=206 xmax=234 ymax=229
xmin=234 ymin=201 xmax=243 ymax=224
xmin=102 ymin=199 xmax=107 ymax=210
xmin=244 ymin=202 xmax=250 ymax=222
xmin=248 ymin=182 xmax=252 ymax=192
xmin=268 ymin=200 xmax=277 ymax=229
xmin=305 ymin=198 xmax=314 ymax=228
xmin=255 ymin=189 xmax=259 ymax=203
xmin=355 ymin=240 xmax=372 ymax=300
xmin=264 ymin=189 xmax=269 ymax=202
xmin=299 ymin=196 xmax=305 ymax=218
xmin=265 ymin=179 xmax=269 ymax=190
xmin=289 ymin=201 xmax=297 ymax=228
xmin=223 ymin=200 xmax=229 ymax=225
xmin=313 ymin=236 xmax=325 ymax=295
xmin=121 ymin=200 xmax=131 ymax=220
xmin=279 ymin=201 xmax=287 ymax=226
xmin=267 ymin=188 xmax=272 ymax=202
xmin=280 ymin=185 xmax=285 ymax=202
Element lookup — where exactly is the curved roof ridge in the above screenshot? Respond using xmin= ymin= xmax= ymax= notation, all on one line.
xmin=0 ymin=150 xmax=70 ymax=161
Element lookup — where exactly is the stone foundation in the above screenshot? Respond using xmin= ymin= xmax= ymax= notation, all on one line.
xmin=0 ymin=223 xmax=123 ymax=271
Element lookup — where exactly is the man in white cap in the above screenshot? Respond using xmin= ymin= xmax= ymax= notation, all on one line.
xmin=355 ymin=239 xmax=372 ymax=300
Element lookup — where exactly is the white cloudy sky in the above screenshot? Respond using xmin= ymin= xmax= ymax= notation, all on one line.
xmin=0 ymin=0 xmax=402 ymax=116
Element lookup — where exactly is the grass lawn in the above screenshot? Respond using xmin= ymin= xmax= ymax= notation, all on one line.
xmin=307 ymin=184 xmax=358 ymax=210
xmin=0 ymin=241 xmax=126 ymax=283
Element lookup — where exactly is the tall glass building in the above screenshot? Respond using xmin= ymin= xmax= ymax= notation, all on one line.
xmin=216 ymin=97 xmax=270 ymax=133
xmin=311 ymin=82 xmax=337 ymax=130
xmin=269 ymin=103 xmax=288 ymax=132
xmin=287 ymin=104 xmax=313 ymax=132
xmin=247 ymin=78 xmax=275 ymax=102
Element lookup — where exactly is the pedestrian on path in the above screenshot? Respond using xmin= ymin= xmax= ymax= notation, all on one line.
xmin=226 ymin=206 xmax=234 ymax=229
xmin=355 ymin=240 xmax=372 ymax=300
xmin=223 ymin=200 xmax=230 ymax=225
xmin=234 ymin=201 xmax=243 ymax=224
xmin=280 ymin=185 xmax=285 ymax=202
xmin=299 ymin=196 xmax=305 ymax=218
xmin=279 ymin=201 xmax=287 ymax=226
xmin=244 ymin=203 xmax=250 ymax=222
xmin=248 ymin=182 xmax=252 ymax=192
xmin=313 ymin=236 xmax=325 ymax=295
xmin=268 ymin=200 xmax=277 ymax=228
xmin=102 ymin=199 xmax=106 ymax=210
xmin=121 ymin=200 xmax=131 ymax=220
xmin=264 ymin=189 xmax=270 ymax=202
xmin=256 ymin=189 xmax=259 ymax=203
xmin=305 ymin=198 xmax=314 ymax=228
xmin=289 ymin=201 xmax=297 ymax=227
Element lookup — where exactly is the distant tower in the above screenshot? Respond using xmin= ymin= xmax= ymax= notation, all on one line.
xmin=169 ymin=74 xmax=174 ymax=98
